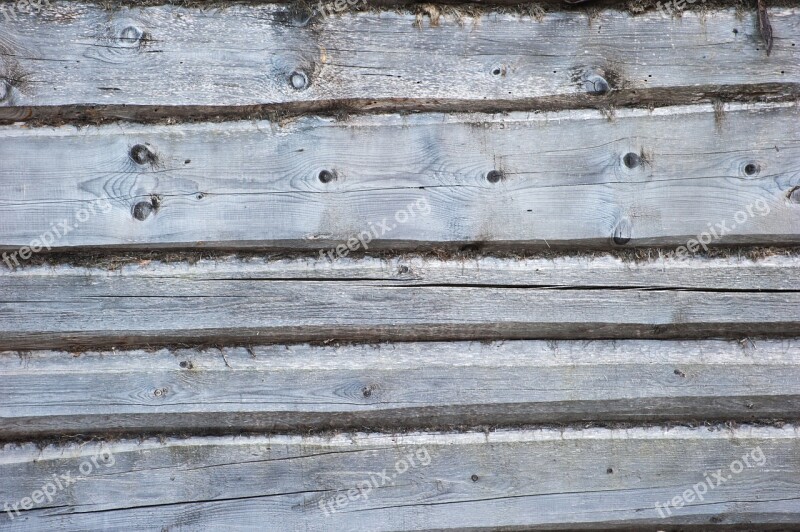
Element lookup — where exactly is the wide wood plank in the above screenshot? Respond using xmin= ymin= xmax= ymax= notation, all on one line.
xmin=1 ymin=254 xmax=799 ymax=349
xmin=0 ymin=5 xmax=798 ymax=121
xmin=1 ymin=426 xmax=798 ymax=529
xmin=1 ymin=103 xmax=799 ymax=250
xmin=1 ymin=339 xmax=799 ymax=438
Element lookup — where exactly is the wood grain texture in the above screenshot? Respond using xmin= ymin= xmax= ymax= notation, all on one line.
xmin=0 ymin=426 xmax=798 ymax=529
xmin=1 ymin=103 xmax=799 ymax=250
xmin=0 ymin=4 xmax=798 ymax=120
xmin=1 ymin=254 xmax=799 ymax=349
xmin=1 ymin=339 xmax=799 ymax=438
xmin=9 ymin=250 xmax=797 ymax=289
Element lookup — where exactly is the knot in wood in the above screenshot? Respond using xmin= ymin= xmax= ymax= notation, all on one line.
xmin=290 ymin=71 xmax=310 ymax=90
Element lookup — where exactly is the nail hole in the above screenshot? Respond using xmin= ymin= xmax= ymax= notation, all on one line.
xmin=471 ymin=474 xmax=479 ymax=482
xmin=744 ymin=163 xmax=759 ymax=176
xmin=130 ymin=144 xmax=156 ymax=165
xmin=674 ymin=369 xmax=686 ymax=378
xmin=398 ymin=265 xmax=409 ymax=274
xmin=362 ymin=386 xmax=372 ymax=398
xmin=492 ymin=68 xmax=502 ymax=76
xmin=179 ymin=361 xmax=193 ymax=369
xmin=318 ymin=170 xmax=336 ymax=183
xmin=486 ymin=170 xmax=504 ymax=183
xmin=607 ymin=468 xmax=613 ymax=474
xmin=290 ymin=70 xmax=309 ymax=90
xmin=196 ymin=193 xmax=205 ymax=200
xmin=622 ymin=152 xmax=641 ymax=169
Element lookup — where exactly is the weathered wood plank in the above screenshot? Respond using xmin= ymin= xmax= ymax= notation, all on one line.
xmin=0 ymin=426 xmax=798 ymax=529
xmin=0 ymin=5 xmax=798 ymax=121
xmin=10 ymin=250 xmax=800 ymax=290
xmin=1 ymin=254 xmax=799 ymax=349
xmin=1 ymin=339 xmax=799 ymax=438
xmin=1 ymin=103 xmax=799 ymax=250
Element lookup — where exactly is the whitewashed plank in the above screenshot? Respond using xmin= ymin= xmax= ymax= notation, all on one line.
xmin=1 ymin=339 xmax=799 ymax=438
xmin=0 ymin=4 xmax=798 ymax=119
xmin=1 ymin=254 xmax=799 ymax=349
xmin=0 ymin=426 xmax=798 ymax=529
xmin=1 ymin=103 xmax=799 ymax=250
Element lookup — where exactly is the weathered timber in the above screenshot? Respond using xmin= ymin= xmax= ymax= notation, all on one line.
xmin=1 ymin=103 xmax=799 ymax=251
xmin=1 ymin=339 xmax=799 ymax=438
xmin=0 ymin=426 xmax=798 ymax=529
xmin=7 ymin=251 xmax=798 ymax=289
xmin=0 ymin=5 xmax=798 ymax=121
xmin=1 ymin=255 xmax=799 ymax=349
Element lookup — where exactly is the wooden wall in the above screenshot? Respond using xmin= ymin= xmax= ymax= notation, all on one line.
xmin=1 ymin=0 xmax=799 ymax=529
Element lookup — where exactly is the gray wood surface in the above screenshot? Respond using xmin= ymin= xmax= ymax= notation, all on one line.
xmin=0 ymin=426 xmax=798 ymax=530
xmin=1 ymin=339 xmax=799 ymax=438
xmin=0 ymin=4 xmax=798 ymax=120
xmin=1 ymin=103 xmax=799 ymax=250
xmin=10 ymin=251 xmax=797 ymax=289
xmin=1 ymin=254 xmax=799 ymax=349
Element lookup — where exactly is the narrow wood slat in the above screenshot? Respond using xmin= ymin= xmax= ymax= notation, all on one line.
xmin=1 ymin=339 xmax=799 ymax=438
xmin=0 ymin=5 xmax=798 ymax=120
xmin=1 ymin=103 xmax=799 ymax=251
xmin=1 ymin=426 xmax=798 ymax=529
xmin=1 ymin=254 xmax=799 ymax=349
xmin=8 ymin=251 xmax=797 ymax=290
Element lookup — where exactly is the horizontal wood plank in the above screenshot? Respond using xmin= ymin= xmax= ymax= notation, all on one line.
xmin=1 ymin=103 xmax=799 ymax=250
xmin=0 ymin=5 xmax=798 ymax=120
xmin=1 ymin=426 xmax=798 ymax=529
xmin=8 ymin=251 xmax=797 ymax=289
xmin=1 ymin=254 xmax=799 ymax=349
xmin=1 ymin=339 xmax=799 ymax=438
